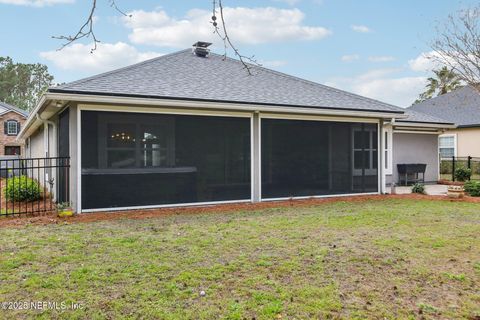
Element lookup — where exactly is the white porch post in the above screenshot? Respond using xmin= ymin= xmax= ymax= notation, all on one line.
xmin=380 ymin=119 xmax=387 ymax=194
xmin=252 ymin=112 xmax=261 ymax=202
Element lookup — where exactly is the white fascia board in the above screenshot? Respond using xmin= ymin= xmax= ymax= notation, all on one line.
xmin=47 ymin=92 xmax=407 ymax=118
xmin=17 ymin=94 xmax=48 ymax=139
xmin=394 ymin=121 xmax=456 ymax=129
xmin=19 ymin=92 xmax=407 ymax=139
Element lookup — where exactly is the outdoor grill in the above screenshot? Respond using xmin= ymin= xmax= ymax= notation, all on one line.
xmin=397 ymin=163 xmax=426 ymax=186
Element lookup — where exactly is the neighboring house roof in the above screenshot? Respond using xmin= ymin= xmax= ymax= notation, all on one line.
xmin=409 ymin=86 xmax=480 ymax=128
xmin=50 ymin=49 xmax=405 ymax=114
xmin=0 ymin=101 xmax=29 ymax=118
xmin=397 ymin=109 xmax=454 ymax=126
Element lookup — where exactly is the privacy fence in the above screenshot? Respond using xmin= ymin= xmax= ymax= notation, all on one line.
xmin=439 ymin=156 xmax=480 ymax=182
xmin=0 ymin=157 xmax=70 ymax=217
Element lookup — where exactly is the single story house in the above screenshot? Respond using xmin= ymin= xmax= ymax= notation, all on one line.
xmin=18 ymin=43 xmax=454 ymax=213
xmin=0 ymin=101 xmax=28 ymax=156
xmin=409 ymin=85 xmax=480 ymax=158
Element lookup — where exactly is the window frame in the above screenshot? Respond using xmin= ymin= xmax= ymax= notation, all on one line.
xmin=6 ymin=120 xmax=18 ymax=136
xmin=438 ymin=133 xmax=457 ymax=158
xmin=352 ymin=125 xmax=378 ymax=176
xmin=382 ymin=126 xmax=393 ymax=175
xmin=4 ymin=146 xmax=20 ymax=155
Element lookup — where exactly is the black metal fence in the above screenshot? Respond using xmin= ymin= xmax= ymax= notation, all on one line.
xmin=0 ymin=157 xmax=70 ymax=217
xmin=439 ymin=156 xmax=480 ymax=181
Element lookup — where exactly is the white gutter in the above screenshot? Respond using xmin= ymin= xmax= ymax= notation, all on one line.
xmin=18 ymin=95 xmax=47 ymax=139
xmin=46 ymin=92 xmax=408 ymax=118
xmin=394 ymin=121 xmax=456 ymax=129
xmin=19 ymin=92 xmax=408 ymax=139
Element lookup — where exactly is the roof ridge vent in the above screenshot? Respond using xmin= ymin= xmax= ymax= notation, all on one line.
xmin=192 ymin=41 xmax=212 ymax=58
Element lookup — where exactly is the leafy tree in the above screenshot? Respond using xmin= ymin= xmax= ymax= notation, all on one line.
xmin=0 ymin=57 xmax=54 ymax=112
xmin=414 ymin=67 xmax=462 ymax=104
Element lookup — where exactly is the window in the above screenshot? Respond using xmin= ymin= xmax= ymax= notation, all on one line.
xmin=383 ymin=126 xmax=393 ymax=174
xmin=5 ymin=120 xmax=19 ymax=136
xmin=4 ymin=146 xmax=20 ymax=155
xmin=439 ymin=134 xmax=456 ymax=158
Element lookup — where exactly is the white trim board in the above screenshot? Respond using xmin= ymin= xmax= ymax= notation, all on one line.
xmin=76 ymin=106 xmax=82 ymax=213
xmin=49 ymin=92 xmax=407 ymax=119
xmin=261 ymin=192 xmax=379 ymax=202
xmin=394 ymin=130 xmax=442 ymax=135
xmin=259 ymin=112 xmax=380 ymax=124
xmin=19 ymin=92 xmax=408 ymax=140
xmin=82 ymin=199 xmax=252 ymax=213
xmin=79 ymin=103 xmax=253 ymax=118
xmin=83 ymin=193 xmax=380 ymax=213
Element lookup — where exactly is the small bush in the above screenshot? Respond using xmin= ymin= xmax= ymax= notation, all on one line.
xmin=464 ymin=181 xmax=480 ymax=196
xmin=5 ymin=176 xmax=41 ymax=202
xmin=411 ymin=183 xmax=425 ymax=194
xmin=440 ymin=160 xmax=453 ymax=174
xmin=455 ymin=167 xmax=472 ymax=182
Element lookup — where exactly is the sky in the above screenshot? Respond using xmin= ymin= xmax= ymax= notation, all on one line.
xmin=0 ymin=0 xmax=476 ymax=107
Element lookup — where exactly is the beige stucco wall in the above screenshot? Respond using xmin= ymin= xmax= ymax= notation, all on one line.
xmin=443 ymin=128 xmax=480 ymax=158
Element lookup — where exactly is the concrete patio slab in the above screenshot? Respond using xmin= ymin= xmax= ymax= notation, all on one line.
xmin=389 ymin=184 xmax=448 ymax=196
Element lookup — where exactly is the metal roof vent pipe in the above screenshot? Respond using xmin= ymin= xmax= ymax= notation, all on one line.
xmin=192 ymin=41 xmax=212 ymax=57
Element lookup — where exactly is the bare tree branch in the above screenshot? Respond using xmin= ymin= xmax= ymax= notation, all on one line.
xmin=211 ymin=0 xmax=261 ymax=75
xmin=429 ymin=5 xmax=480 ymax=88
xmin=53 ymin=0 xmax=261 ymax=74
xmin=108 ymin=0 xmax=130 ymax=17
xmin=52 ymin=0 xmax=99 ymax=53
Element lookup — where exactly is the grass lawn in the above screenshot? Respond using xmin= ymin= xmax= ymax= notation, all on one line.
xmin=0 ymin=198 xmax=479 ymax=319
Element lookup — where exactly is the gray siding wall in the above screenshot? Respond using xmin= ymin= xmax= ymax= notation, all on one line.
xmin=27 ymin=127 xmax=45 ymax=158
xmin=25 ymin=118 xmax=59 ymax=196
xmin=386 ymin=132 xmax=439 ymax=185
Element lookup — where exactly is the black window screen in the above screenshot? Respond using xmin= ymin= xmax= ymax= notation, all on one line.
xmin=81 ymin=111 xmax=251 ymax=209
xmin=57 ymin=108 xmax=69 ymax=203
xmin=261 ymin=119 xmax=378 ymax=199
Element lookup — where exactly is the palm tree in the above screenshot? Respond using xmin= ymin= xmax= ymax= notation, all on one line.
xmin=415 ymin=67 xmax=462 ymax=104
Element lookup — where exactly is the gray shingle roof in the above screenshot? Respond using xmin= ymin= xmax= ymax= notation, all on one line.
xmin=50 ymin=49 xmax=404 ymax=114
xmin=398 ymin=109 xmax=454 ymax=125
xmin=409 ymin=86 xmax=480 ymax=127
xmin=0 ymin=101 xmax=28 ymax=117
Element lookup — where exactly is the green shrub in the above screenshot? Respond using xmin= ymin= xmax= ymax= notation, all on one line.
xmin=5 ymin=176 xmax=41 ymax=202
xmin=411 ymin=183 xmax=425 ymax=194
xmin=455 ymin=167 xmax=472 ymax=182
xmin=440 ymin=160 xmax=453 ymax=174
xmin=464 ymin=181 xmax=480 ymax=197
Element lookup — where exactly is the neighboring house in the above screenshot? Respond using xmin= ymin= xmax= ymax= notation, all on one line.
xmin=0 ymin=101 xmax=28 ymax=156
xmin=18 ymin=43 xmax=452 ymax=213
xmin=409 ymin=85 xmax=480 ymax=158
